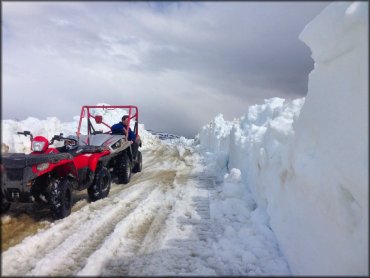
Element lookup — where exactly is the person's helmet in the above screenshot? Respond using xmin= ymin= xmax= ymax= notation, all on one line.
xmin=64 ymin=135 xmax=78 ymax=150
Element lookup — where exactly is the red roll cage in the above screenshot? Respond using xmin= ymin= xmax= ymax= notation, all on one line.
xmin=76 ymin=105 xmax=139 ymax=139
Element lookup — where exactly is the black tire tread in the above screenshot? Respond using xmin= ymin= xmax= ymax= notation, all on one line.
xmin=88 ymin=166 xmax=111 ymax=202
xmin=132 ymin=151 xmax=142 ymax=173
xmin=118 ymin=153 xmax=131 ymax=184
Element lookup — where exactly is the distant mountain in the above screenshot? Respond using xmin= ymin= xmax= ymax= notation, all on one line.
xmin=147 ymin=130 xmax=181 ymax=140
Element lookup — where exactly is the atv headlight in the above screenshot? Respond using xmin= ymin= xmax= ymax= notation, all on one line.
xmin=32 ymin=141 xmax=45 ymax=152
xmin=36 ymin=162 xmax=50 ymax=171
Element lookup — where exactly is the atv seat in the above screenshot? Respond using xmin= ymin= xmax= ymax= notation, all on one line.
xmin=76 ymin=145 xmax=105 ymax=154
xmin=63 ymin=145 xmax=106 ymax=157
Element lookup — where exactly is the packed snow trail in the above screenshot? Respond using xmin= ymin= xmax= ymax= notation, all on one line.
xmin=1 ymin=139 xmax=290 ymax=276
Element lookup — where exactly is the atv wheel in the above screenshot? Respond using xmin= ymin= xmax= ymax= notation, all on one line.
xmin=1 ymin=192 xmax=11 ymax=213
xmin=49 ymin=178 xmax=73 ymax=220
xmin=118 ymin=153 xmax=131 ymax=184
xmin=88 ymin=166 xmax=111 ymax=202
xmin=132 ymin=151 xmax=142 ymax=173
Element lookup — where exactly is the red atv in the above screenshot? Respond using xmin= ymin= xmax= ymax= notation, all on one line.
xmin=1 ymin=105 xmax=142 ymax=219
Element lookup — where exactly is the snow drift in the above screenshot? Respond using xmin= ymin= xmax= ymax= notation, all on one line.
xmin=197 ymin=2 xmax=368 ymax=275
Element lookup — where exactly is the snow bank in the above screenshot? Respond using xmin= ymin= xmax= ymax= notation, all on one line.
xmin=197 ymin=2 xmax=368 ymax=275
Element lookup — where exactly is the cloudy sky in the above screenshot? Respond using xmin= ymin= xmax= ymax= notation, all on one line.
xmin=2 ymin=1 xmax=330 ymax=138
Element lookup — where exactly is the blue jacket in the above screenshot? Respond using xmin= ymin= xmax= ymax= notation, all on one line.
xmin=111 ymin=122 xmax=136 ymax=141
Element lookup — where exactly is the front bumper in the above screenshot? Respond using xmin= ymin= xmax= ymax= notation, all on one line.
xmin=2 ymin=153 xmax=38 ymax=203
xmin=2 ymin=167 xmax=35 ymax=203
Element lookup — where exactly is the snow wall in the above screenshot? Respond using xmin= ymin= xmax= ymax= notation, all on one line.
xmin=197 ymin=2 xmax=368 ymax=275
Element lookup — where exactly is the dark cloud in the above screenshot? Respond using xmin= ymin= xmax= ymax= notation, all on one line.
xmin=136 ymin=2 xmax=328 ymax=98
xmin=2 ymin=2 xmax=330 ymax=137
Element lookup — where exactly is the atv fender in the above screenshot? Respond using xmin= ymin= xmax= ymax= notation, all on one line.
xmin=31 ymin=158 xmax=76 ymax=177
xmin=88 ymin=151 xmax=110 ymax=172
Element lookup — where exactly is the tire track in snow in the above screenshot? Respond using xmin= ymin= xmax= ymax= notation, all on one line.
xmin=72 ymin=167 xmax=176 ymax=275
xmin=102 ymin=187 xmax=177 ymax=275
xmin=77 ymin=172 xmax=178 ymax=276
xmin=79 ymin=146 xmax=185 ymax=275
xmin=1 ymin=181 xmax=155 ymax=276
xmin=27 ymin=182 xmax=159 ymax=276
xmin=137 ymin=175 xmax=223 ymax=276
xmin=102 ymin=173 xmax=220 ymax=276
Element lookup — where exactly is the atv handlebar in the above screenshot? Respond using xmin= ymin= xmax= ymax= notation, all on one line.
xmin=50 ymin=135 xmax=61 ymax=144
xmin=17 ymin=131 xmax=33 ymax=141
xmin=16 ymin=131 xmax=79 ymax=146
xmin=50 ymin=134 xmax=78 ymax=146
xmin=50 ymin=133 xmax=66 ymax=145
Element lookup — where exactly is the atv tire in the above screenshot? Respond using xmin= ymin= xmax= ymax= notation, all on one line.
xmin=49 ymin=178 xmax=73 ymax=220
xmin=118 ymin=153 xmax=131 ymax=184
xmin=88 ymin=166 xmax=111 ymax=202
xmin=1 ymin=191 xmax=11 ymax=213
xmin=132 ymin=151 xmax=142 ymax=173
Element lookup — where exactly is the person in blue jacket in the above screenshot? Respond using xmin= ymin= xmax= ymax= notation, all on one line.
xmin=111 ymin=115 xmax=141 ymax=157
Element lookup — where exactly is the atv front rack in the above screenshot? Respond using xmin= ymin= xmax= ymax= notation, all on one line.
xmin=2 ymin=153 xmax=73 ymax=168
